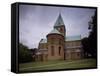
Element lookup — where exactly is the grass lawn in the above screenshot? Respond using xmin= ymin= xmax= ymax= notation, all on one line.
xmin=19 ymin=58 xmax=97 ymax=72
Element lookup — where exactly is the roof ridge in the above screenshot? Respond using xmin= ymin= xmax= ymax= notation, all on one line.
xmin=39 ymin=38 xmax=47 ymax=43
xmin=66 ymin=35 xmax=81 ymax=41
xmin=48 ymin=28 xmax=62 ymax=35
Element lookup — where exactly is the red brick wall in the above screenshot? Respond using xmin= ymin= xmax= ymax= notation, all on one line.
xmin=47 ymin=34 xmax=64 ymax=60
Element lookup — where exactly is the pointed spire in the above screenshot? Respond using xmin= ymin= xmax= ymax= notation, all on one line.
xmin=54 ymin=13 xmax=65 ymax=27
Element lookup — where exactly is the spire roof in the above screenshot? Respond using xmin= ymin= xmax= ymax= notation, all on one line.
xmin=54 ymin=14 xmax=65 ymax=27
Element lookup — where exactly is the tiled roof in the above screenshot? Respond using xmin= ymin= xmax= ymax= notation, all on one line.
xmin=40 ymin=35 xmax=81 ymax=43
xmin=54 ymin=14 xmax=65 ymax=27
xmin=66 ymin=35 xmax=81 ymax=41
xmin=48 ymin=28 xmax=62 ymax=35
xmin=39 ymin=39 xmax=47 ymax=43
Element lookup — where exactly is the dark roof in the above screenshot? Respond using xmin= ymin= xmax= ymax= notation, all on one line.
xmin=54 ymin=14 xmax=65 ymax=27
xmin=39 ymin=39 xmax=47 ymax=43
xmin=48 ymin=28 xmax=62 ymax=35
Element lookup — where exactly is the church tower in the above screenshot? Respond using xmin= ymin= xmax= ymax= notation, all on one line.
xmin=46 ymin=29 xmax=64 ymax=60
xmin=54 ymin=14 xmax=66 ymax=38
xmin=46 ymin=14 xmax=65 ymax=60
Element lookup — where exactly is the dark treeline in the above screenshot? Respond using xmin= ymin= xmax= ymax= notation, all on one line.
xmin=82 ymin=10 xmax=97 ymax=58
xmin=19 ymin=43 xmax=36 ymax=63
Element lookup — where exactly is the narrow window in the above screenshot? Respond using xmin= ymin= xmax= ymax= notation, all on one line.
xmin=77 ymin=53 xmax=80 ymax=56
xmin=51 ymin=46 xmax=54 ymax=56
xmin=60 ymin=28 xmax=63 ymax=32
xmin=59 ymin=47 xmax=61 ymax=55
xmin=59 ymin=39 xmax=61 ymax=45
xmin=51 ymin=38 xmax=54 ymax=44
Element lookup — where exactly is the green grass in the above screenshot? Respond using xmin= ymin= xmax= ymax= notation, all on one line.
xmin=19 ymin=58 xmax=97 ymax=72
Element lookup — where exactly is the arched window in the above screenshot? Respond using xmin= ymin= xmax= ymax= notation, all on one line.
xmin=51 ymin=46 xmax=54 ymax=56
xmin=59 ymin=47 xmax=61 ymax=55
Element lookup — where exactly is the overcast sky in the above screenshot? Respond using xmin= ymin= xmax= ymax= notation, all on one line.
xmin=19 ymin=4 xmax=96 ymax=49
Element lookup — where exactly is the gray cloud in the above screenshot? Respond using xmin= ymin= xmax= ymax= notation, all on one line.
xmin=19 ymin=5 xmax=96 ymax=49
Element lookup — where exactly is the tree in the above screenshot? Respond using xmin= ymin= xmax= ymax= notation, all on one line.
xmin=29 ymin=48 xmax=38 ymax=61
xmin=88 ymin=10 xmax=97 ymax=58
xmin=19 ymin=43 xmax=33 ymax=63
xmin=82 ymin=10 xmax=97 ymax=58
xmin=82 ymin=38 xmax=90 ymax=58
xmin=29 ymin=48 xmax=37 ymax=55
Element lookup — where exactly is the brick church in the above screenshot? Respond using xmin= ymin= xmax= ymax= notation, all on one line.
xmin=35 ymin=14 xmax=83 ymax=61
